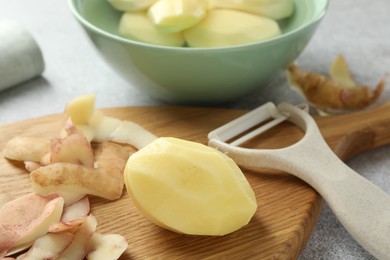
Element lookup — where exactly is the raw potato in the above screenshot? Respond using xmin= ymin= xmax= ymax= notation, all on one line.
xmin=119 ymin=12 xmax=185 ymax=47
xmin=148 ymin=0 xmax=207 ymax=33
xmin=184 ymin=9 xmax=281 ymax=47
xmin=109 ymin=0 xmax=293 ymax=47
xmin=107 ymin=0 xmax=158 ymax=12
xmin=208 ymin=0 xmax=294 ymax=20
xmin=124 ymin=137 xmax=257 ymax=236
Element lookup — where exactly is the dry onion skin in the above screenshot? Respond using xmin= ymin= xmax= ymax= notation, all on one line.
xmin=287 ymin=55 xmax=387 ymax=114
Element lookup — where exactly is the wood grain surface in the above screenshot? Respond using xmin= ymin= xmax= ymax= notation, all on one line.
xmin=1 ymin=103 xmax=390 ymax=259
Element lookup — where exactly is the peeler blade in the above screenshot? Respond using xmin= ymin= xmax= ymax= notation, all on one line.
xmin=208 ymin=102 xmax=288 ymax=147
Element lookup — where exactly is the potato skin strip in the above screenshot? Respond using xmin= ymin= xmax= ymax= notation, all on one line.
xmin=50 ymin=125 xmax=95 ymax=168
xmin=0 ymin=194 xmax=64 ymax=257
xmin=87 ymin=233 xmax=128 ymax=260
xmin=49 ymin=196 xmax=90 ymax=233
xmin=287 ymin=62 xmax=386 ymax=112
xmin=16 ymin=232 xmax=73 ymax=260
xmin=3 ymin=136 xmax=50 ymax=162
xmin=30 ymin=142 xmax=131 ymax=200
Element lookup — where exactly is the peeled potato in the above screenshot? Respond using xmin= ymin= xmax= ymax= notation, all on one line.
xmin=107 ymin=0 xmax=158 ymax=12
xmin=119 ymin=12 xmax=185 ymax=47
xmin=183 ymin=9 xmax=281 ymax=47
xmin=148 ymin=0 xmax=207 ymax=33
xmin=124 ymin=137 xmax=257 ymax=236
xmin=208 ymin=0 xmax=294 ymax=20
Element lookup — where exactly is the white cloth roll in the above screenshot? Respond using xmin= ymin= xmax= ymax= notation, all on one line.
xmin=0 ymin=21 xmax=45 ymax=92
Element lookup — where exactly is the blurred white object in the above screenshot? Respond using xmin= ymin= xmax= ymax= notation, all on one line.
xmin=0 ymin=21 xmax=44 ymax=92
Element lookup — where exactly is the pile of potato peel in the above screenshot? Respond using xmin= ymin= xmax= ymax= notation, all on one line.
xmin=0 ymin=94 xmax=154 ymax=259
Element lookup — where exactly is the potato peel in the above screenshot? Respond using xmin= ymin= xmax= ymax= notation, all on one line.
xmin=0 ymin=193 xmax=14 ymax=209
xmin=88 ymin=110 xmax=157 ymax=150
xmin=30 ymin=142 xmax=131 ymax=201
xmin=50 ymin=124 xmax=95 ymax=168
xmin=329 ymin=55 xmax=357 ymax=88
xmin=0 ymin=193 xmax=64 ymax=257
xmin=17 ymin=232 xmax=74 ymax=260
xmin=87 ymin=233 xmax=128 ymax=260
xmin=49 ymin=196 xmax=91 ymax=233
xmin=1 ymin=95 xmax=143 ymax=259
xmin=1 ymin=193 xmax=127 ymax=259
xmin=287 ymin=55 xmax=386 ymax=113
xmin=56 ymin=214 xmax=97 ymax=260
xmin=3 ymin=136 xmax=50 ymax=162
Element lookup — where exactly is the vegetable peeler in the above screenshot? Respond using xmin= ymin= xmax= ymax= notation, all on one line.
xmin=208 ymin=102 xmax=390 ymax=259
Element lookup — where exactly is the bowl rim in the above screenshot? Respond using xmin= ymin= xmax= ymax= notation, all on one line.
xmin=68 ymin=0 xmax=330 ymax=52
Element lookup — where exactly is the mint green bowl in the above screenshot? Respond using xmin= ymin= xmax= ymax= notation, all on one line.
xmin=69 ymin=0 xmax=328 ymax=104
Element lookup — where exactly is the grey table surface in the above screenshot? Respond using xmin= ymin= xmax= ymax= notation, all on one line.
xmin=0 ymin=0 xmax=389 ymax=259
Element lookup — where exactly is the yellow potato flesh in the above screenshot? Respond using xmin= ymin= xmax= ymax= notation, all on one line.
xmin=108 ymin=0 xmax=158 ymax=12
xmin=183 ymin=9 xmax=281 ymax=47
xmin=124 ymin=137 xmax=257 ymax=236
xmin=119 ymin=12 xmax=185 ymax=47
xmin=65 ymin=94 xmax=95 ymax=125
xmin=148 ymin=0 xmax=207 ymax=33
xmin=208 ymin=0 xmax=294 ymax=20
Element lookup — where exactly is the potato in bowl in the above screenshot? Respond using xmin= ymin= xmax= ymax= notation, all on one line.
xmin=68 ymin=0 xmax=328 ymax=103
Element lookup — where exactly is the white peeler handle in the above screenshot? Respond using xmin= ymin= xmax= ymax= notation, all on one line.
xmin=264 ymin=131 xmax=390 ymax=260
xmin=210 ymin=103 xmax=390 ymax=259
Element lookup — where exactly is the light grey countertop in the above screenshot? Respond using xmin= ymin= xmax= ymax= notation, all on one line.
xmin=0 ymin=0 xmax=389 ymax=259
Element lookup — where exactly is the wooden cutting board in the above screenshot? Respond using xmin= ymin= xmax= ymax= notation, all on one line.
xmin=1 ymin=103 xmax=390 ymax=259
